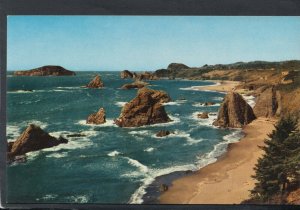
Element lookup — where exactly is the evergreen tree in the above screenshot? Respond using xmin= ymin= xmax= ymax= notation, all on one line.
xmin=251 ymin=115 xmax=299 ymax=201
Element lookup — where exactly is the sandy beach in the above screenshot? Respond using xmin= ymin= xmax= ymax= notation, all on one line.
xmin=159 ymin=80 xmax=277 ymax=204
xmin=196 ymin=80 xmax=241 ymax=92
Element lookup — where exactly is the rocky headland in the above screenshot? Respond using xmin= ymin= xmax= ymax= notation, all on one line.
xmin=14 ymin=65 xmax=76 ymax=76
xmin=120 ymin=70 xmax=158 ymax=80
xmin=86 ymin=74 xmax=104 ymax=88
xmin=114 ymin=87 xmax=171 ymax=127
xmin=7 ymin=124 xmax=68 ymax=162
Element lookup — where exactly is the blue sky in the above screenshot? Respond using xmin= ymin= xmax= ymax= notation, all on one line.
xmin=7 ymin=16 xmax=300 ymax=71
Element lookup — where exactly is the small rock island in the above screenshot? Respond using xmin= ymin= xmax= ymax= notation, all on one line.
xmin=115 ymin=87 xmax=172 ymax=127
xmin=14 ymin=65 xmax=76 ymax=76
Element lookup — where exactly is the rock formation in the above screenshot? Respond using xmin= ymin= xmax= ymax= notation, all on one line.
xmin=7 ymin=124 xmax=68 ymax=161
xmin=156 ymin=130 xmax=171 ymax=137
xmin=120 ymin=70 xmax=134 ymax=79
xmin=86 ymin=108 xmax=106 ymax=124
xmin=213 ymin=92 xmax=256 ymax=128
xmin=253 ymin=86 xmax=281 ymax=117
xmin=86 ymin=74 xmax=104 ymax=88
xmin=14 ymin=65 xmax=76 ymax=76
xmin=198 ymin=112 xmax=209 ymax=119
xmin=121 ymin=81 xmax=148 ymax=89
xmin=115 ymin=88 xmax=171 ymax=127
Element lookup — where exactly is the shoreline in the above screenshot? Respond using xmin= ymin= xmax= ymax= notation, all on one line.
xmin=158 ymin=80 xmax=277 ymax=204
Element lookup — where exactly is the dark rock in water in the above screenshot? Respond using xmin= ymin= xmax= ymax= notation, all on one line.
xmin=213 ymin=92 xmax=256 ymax=128
xmin=156 ymin=130 xmax=171 ymax=137
xmin=115 ymin=87 xmax=171 ymax=127
xmin=14 ymin=65 xmax=76 ymax=76
xmin=253 ymin=86 xmax=281 ymax=117
xmin=204 ymin=102 xmax=215 ymax=106
xmin=86 ymin=74 xmax=104 ymax=88
xmin=7 ymin=142 xmax=14 ymax=152
xmin=121 ymin=81 xmax=148 ymax=90
xmin=198 ymin=112 xmax=209 ymax=119
xmin=87 ymin=108 xmax=106 ymax=124
xmin=66 ymin=133 xmax=87 ymax=138
xmin=159 ymin=184 xmax=169 ymax=192
xmin=120 ymin=70 xmax=134 ymax=79
xmin=7 ymin=124 xmax=68 ymax=161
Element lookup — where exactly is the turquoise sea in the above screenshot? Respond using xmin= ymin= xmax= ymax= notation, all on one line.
xmin=6 ymin=71 xmax=244 ymax=204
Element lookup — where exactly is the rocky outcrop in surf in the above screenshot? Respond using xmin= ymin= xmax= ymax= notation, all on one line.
xmin=156 ymin=130 xmax=172 ymax=137
xmin=86 ymin=74 xmax=104 ymax=88
xmin=86 ymin=107 xmax=106 ymax=124
xmin=114 ymin=87 xmax=171 ymax=127
xmin=213 ymin=92 xmax=256 ymax=128
xmin=7 ymin=124 xmax=68 ymax=161
xmin=121 ymin=81 xmax=148 ymax=90
xmin=14 ymin=65 xmax=76 ymax=76
xmin=120 ymin=70 xmax=134 ymax=79
xmin=198 ymin=112 xmax=209 ymax=119
xmin=253 ymin=86 xmax=281 ymax=118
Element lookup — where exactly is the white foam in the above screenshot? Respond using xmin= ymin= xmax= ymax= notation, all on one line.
xmin=144 ymin=147 xmax=154 ymax=152
xmin=6 ymin=125 xmax=21 ymax=141
xmin=36 ymin=194 xmax=58 ymax=201
xmin=129 ymin=163 xmax=197 ymax=204
xmin=192 ymin=103 xmax=220 ymax=107
xmin=115 ymin=101 xmax=127 ymax=107
xmin=174 ymin=131 xmax=204 ymax=145
xmin=162 ymin=101 xmax=185 ymax=106
xmin=242 ymin=94 xmax=256 ymax=108
xmin=128 ymin=130 xmax=150 ymax=136
xmin=212 ymin=96 xmax=224 ymax=101
xmin=77 ymin=119 xmax=117 ymax=127
xmin=46 ymin=152 xmax=68 ymax=158
xmin=8 ymin=90 xmax=34 ymax=94
xmin=68 ymin=195 xmax=89 ymax=203
xmin=126 ymin=157 xmax=149 ymax=173
xmin=57 ymin=86 xmax=81 ymax=89
xmin=26 ymin=120 xmax=48 ymax=129
xmin=108 ymin=150 xmax=121 ymax=157
xmin=196 ymin=130 xmax=243 ymax=168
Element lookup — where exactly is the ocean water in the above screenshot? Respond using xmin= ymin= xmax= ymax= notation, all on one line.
xmin=6 ymin=71 xmax=243 ymax=204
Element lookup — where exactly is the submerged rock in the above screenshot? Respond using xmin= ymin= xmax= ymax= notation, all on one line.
xmin=7 ymin=124 xmax=68 ymax=161
xmin=121 ymin=81 xmax=148 ymax=90
xmin=86 ymin=108 xmax=106 ymax=124
xmin=14 ymin=65 xmax=76 ymax=76
xmin=115 ymin=88 xmax=171 ymax=127
xmin=156 ymin=130 xmax=171 ymax=137
xmin=198 ymin=112 xmax=209 ymax=119
xmin=66 ymin=133 xmax=87 ymax=138
xmin=204 ymin=102 xmax=215 ymax=106
xmin=86 ymin=74 xmax=104 ymax=88
xmin=213 ymin=92 xmax=256 ymax=128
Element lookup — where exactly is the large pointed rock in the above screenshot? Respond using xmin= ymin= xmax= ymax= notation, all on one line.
xmin=86 ymin=74 xmax=104 ymax=88
xmin=120 ymin=70 xmax=134 ymax=79
xmin=86 ymin=107 xmax=106 ymax=124
xmin=115 ymin=87 xmax=171 ymax=127
xmin=7 ymin=124 xmax=68 ymax=160
xmin=213 ymin=92 xmax=256 ymax=128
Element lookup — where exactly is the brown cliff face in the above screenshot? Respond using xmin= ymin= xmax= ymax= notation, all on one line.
xmin=7 ymin=124 xmax=68 ymax=160
xmin=14 ymin=65 xmax=76 ymax=76
xmin=115 ymin=88 xmax=171 ymax=127
xmin=86 ymin=75 xmax=104 ymax=88
xmin=253 ymin=86 xmax=281 ymax=117
xmin=213 ymin=92 xmax=256 ymax=128
xmin=120 ymin=70 xmax=134 ymax=79
xmin=86 ymin=108 xmax=106 ymax=124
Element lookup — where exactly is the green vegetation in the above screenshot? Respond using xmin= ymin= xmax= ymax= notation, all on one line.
xmin=250 ymin=116 xmax=300 ymax=203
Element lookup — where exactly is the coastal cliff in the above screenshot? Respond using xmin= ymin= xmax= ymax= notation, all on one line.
xmin=115 ymin=87 xmax=171 ymax=127
xmin=14 ymin=65 xmax=76 ymax=76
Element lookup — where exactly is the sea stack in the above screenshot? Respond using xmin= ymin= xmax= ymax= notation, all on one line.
xmin=213 ymin=92 xmax=256 ymax=128
xmin=86 ymin=74 xmax=104 ymax=88
xmin=86 ymin=107 xmax=106 ymax=124
xmin=7 ymin=124 xmax=68 ymax=161
xmin=114 ymin=87 xmax=171 ymax=127
xmin=14 ymin=65 xmax=76 ymax=76
xmin=121 ymin=81 xmax=148 ymax=90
